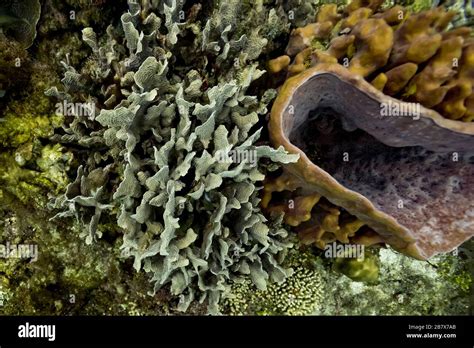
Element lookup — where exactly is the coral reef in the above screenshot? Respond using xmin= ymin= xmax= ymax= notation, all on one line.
xmin=0 ymin=0 xmax=141 ymax=317
xmin=0 ymin=0 xmax=472 ymax=317
xmin=0 ymin=210 xmax=184 ymax=315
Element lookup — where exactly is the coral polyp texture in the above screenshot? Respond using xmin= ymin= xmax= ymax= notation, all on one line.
xmin=264 ymin=3 xmax=474 ymax=260
xmin=0 ymin=0 xmax=472 ymax=317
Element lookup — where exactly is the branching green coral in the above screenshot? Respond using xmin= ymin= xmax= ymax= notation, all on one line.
xmin=48 ymin=0 xmax=299 ymax=314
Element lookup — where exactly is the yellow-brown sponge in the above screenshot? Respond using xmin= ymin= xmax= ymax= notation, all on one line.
xmin=279 ymin=3 xmax=474 ymax=122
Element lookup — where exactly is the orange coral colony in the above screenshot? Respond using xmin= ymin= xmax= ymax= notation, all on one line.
xmin=269 ymin=3 xmax=474 ymax=121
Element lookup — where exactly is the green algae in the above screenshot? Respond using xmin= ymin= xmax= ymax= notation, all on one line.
xmin=0 ymin=216 xmax=171 ymax=315
xmin=436 ymin=246 xmax=473 ymax=294
xmin=333 ymin=249 xmax=380 ymax=284
xmin=0 ymin=78 xmax=66 ymax=207
xmin=0 ymin=33 xmax=30 ymax=99
xmin=0 ymin=102 xmax=60 ymax=149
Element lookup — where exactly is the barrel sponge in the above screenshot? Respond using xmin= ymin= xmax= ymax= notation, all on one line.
xmin=265 ymin=62 xmax=474 ymax=260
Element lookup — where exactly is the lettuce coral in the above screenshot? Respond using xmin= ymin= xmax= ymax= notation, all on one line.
xmin=47 ymin=0 xmax=299 ymax=314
